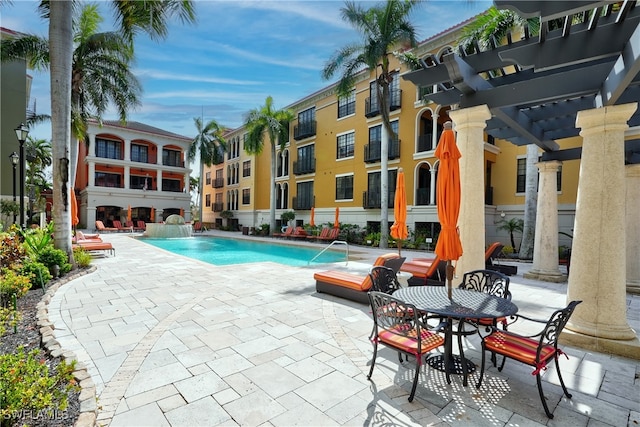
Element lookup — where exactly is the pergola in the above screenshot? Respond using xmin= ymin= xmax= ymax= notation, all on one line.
xmin=403 ymin=0 xmax=639 ymax=357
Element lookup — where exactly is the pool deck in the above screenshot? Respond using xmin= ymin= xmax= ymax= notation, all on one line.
xmin=48 ymin=230 xmax=639 ymax=426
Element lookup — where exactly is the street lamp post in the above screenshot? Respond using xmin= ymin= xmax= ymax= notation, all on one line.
xmin=9 ymin=152 xmax=19 ymax=224
xmin=14 ymin=123 xmax=29 ymax=228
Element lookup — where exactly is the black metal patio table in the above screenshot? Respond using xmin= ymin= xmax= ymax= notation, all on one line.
xmin=393 ymin=286 xmax=518 ymax=386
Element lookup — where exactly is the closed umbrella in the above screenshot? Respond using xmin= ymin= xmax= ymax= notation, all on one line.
xmin=334 ymin=207 xmax=340 ymax=229
xmin=127 ymin=205 xmax=132 ymax=223
xmin=310 ymin=207 xmax=315 ymax=227
xmin=434 ymin=121 xmax=463 ymax=299
xmin=150 ymin=207 xmax=155 ymax=223
xmin=390 ymin=168 xmax=408 ymax=256
xmin=70 ymin=188 xmax=79 ymax=228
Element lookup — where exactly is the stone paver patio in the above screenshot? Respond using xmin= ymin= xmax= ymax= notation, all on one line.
xmin=48 ymin=231 xmax=639 ymax=426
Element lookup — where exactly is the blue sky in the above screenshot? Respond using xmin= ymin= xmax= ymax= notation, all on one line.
xmin=3 ymin=0 xmax=492 ymax=141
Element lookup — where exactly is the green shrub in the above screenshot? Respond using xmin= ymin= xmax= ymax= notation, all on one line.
xmin=73 ymin=247 xmax=92 ymax=268
xmin=36 ymin=247 xmax=71 ymax=276
xmin=20 ymin=222 xmax=54 ymax=258
xmin=18 ymin=261 xmax=52 ymax=289
xmin=0 ymin=306 xmax=21 ymax=336
xmin=0 ymin=347 xmax=78 ymax=423
xmin=0 ymin=229 xmax=26 ymax=270
xmin=0 ymin=269 xmax=32 ymax=304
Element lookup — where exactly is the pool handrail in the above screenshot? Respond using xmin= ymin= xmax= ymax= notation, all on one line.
xmin=309 ymin=240 xmax=349 ymax=265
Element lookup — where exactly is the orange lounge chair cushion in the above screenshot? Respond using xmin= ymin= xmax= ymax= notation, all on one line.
xmin=378 ymin=324 xmax=444 ymax=354
xmin=74 ymin=242 xmax=114 ymax=252
xmin=400 ymin=257 xmax=440 ymax=278
xmin=483 ymin=330 xmax=556 ymax=367
xmin=313 ymin=270 xmax=372 ymax=291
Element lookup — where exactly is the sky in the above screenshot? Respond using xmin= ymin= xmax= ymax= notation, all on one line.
xmin=2 ymin=0 xmax=492 ymax=142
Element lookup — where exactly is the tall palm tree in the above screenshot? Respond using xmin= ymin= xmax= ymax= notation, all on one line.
xmin=1 ymin=4 xmax=143 ymax=186
xmin=188 ymin=117 xmax=227 ymax=223
xmin=244 ymin=96 xmax=295 ymax=236
xmin=458 ymin=6 xmax=539 ymax=259
xmin=322 ymin=0 xmax=419 ymax=248
xmin=46 ymin=0 xmax=195 ymax=257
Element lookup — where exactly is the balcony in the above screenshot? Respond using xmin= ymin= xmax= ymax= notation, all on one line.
xmin=213 ymin=202 xmax=224 ymax=212
xmin=294 ymin=121 xmax=316 ymax=140
xmin=292 ymin=196 xmax=314 ymax=210
xmin=163 ymin=159 xmax=185 ymax=168
xmin=293 ymin=158 xmax=316 ymax=175
xmin=362 ymin=191 xmax=395 ymax=209
xmin=485 ymin=186 xmax=494 ymax=205
xmin=213 ymin=178 xmax=224 ymax=188
xmin=364 ymin=138 xmax=400 ymax=163
xmin=416 ymin=188 xmax=430 ymax=205
xmin=417 ymin=133 xmax=436 ymax=152
xmin=364 ymin=90 xmax=402 ymax=118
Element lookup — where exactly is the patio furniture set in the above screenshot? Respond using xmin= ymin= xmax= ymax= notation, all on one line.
xmin=315 ymin=255 xmax=581 ymax=419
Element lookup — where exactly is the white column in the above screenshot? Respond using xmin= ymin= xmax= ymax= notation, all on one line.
xmin=88 ymin=162 xmax=96 ymax=187
xmin=449 ymin=105 xmax=491 ymax=277
xmin=524 ymin=161 xmax=566 ymax=282
xmin=88 ymin=133 xmax=96 ymax=157
xmin=429 ymin=168 xmax=437 ymax=205
xmin=123 ymin=139 xmax=131 ymax=162
xmin=157 ymin=145 xmax=163 ymax=165
xmin=87 ymin=207 xmax=97 ymax=231
xmin=626 ymin=164 xmax=640 ymax=294
xmin=567 ymin=103 xmax=637 ymax=340
xmin=124 ymin=166 xmax=130 ymax=190
xmin=431 ymin=113 xmax=439 ymax=151
xmin=157 ymin=171 xmax=162 ymax=191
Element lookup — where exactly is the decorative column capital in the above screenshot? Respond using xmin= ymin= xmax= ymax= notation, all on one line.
xmin=625 ymin=163 xmax=640 ymax=178
xmin=576 ymin=103 xmax=637 ymax=136
xmin=535 ymin=160 xmax=562 ymax=173
xmin=449 ymin=105 xmax=491 ymax=130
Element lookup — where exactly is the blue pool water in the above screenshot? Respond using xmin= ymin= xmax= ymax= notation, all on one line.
xmin=138 ymin=237 xmax=345 ymax=266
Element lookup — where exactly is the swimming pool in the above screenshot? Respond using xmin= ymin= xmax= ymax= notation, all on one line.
xmin=138 ymin=236 xmax=346 ymax=266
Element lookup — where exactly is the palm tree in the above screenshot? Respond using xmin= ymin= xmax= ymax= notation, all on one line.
xmin=46 ymin=0 xmax=195 ymax=257
xmin=1 ymin=4 xmax=143 ymax=187
xmin=322 ymin=0 xmax=419 ymax=248
xmin=497 ymin=217 xmax=524 ymax=253
xmin=244 ymin=96 xmax=295 ymax=236
xmin=188 ymin=117 xmax=227 ymax=223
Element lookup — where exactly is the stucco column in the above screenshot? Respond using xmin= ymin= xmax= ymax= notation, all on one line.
xmin=626 ymin=164 xmax=640 ymax=294
xmin=429 ymin=168 xmax=436 ymax=205
xmin=449 ymin=105 xmax=491 ymax=278
xmin=567 ymin=103 xmax=637 ymax=341
xmin=88 ymin=133 xmax=96 ymax=157
xmin=88 ymin=162 xmax=96 ymax=187
xmin=431 ymin=113 xmax=439 ymax=151
xmin=124 ymin=166 xmax=130 ymax=190
xmin=87 ymin=207 xmax=96 ymax=232
xmin=123 ymin=139 xmax=131 ymax=162
xmin=524 ymin=161 xmax=566 ymax=282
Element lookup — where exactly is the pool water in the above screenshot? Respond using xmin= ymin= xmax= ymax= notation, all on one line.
xmin=139 ymin=236 xmax=345 ymax=266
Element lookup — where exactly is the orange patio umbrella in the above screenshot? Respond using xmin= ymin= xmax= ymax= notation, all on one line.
xmin=310 ymin=207 xmax=315 ymax=227
xmin=334 ymin=207 xmax=340 ymax=229
xmin=70 ymin=188 xmax=79 ymax=228
xmin=179 ymin=208 xmax=184 ymax=218
xmin=434 ymin=121 xmax=462 ymax=299
xmin=390 ymin=168 xmax=408 ymax=257
xmin=127 ymin=205 xmax=132 ymax=223
xmin=150 ymin=206 xmax=155 ymax=222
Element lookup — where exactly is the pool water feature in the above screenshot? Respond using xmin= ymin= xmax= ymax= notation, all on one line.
xmin=138 ymin=236 xmax=346 ymax=266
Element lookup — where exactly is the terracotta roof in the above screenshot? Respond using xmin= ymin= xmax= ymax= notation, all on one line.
xmin=95 ymin=120 xmax=191 ymax=141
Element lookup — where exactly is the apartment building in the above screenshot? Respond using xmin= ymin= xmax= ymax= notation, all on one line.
xmin=201 ymin=18 xmax=580 ymax=246
xmin=74 ymin=120 xmax=192 ymax=230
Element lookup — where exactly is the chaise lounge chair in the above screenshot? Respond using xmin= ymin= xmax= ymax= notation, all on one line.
xmin=317 ymin=227 xmax=340 ymax=242
xmin=73 ymin=240 xmax=115 ymax=256
xmin=95 ymin=220 xmax=117 ymax=232
xmin=399 ymin=255 xmax=448 ymax=286
xmin=314 ymin=253 xmax=405 ymax=304
xmin=112 ymin=220 xmax=133 ymax=232
xmin=484 ymin=242 xmax=518 ymax=276
xmin=273 ymin=226 xmax=294 ymax=238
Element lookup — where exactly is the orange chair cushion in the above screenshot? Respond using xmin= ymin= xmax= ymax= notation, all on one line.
xmin=378 ymin=324 xmax=444 ymax=354
xmin=313 ymin=271 xmax=371 ymax=291
xmin=400 ymin=257 xmax=439 ymax=279
xmin=484 ymin=330 xmax=556 ymax=367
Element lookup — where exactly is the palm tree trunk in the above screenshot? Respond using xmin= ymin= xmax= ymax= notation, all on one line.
xmin=269 ymin=142 xmax=277 ymax=235
xmin=519 ymin=144 xmax=538 ymax=259
xmin=49 ymin=1 xmax=74 ymax=260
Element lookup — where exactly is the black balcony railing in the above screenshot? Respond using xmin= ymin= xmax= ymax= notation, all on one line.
xmin=485 ymin=186 xmax=494 ymax=205
xmin=293 ymin=158 xmax=316 ymax=175
xmin=362 ymin=190 xmax=395 ymax=209
xmin=293 ymin=121 xmax=316 ymax=140
xmin=163 ymin=159 xmax=185 ymax=167
xmin=213 ymin=178 xmax=224 ymax=188
xmin=213 ymin=202 xmax=224 ymax=212
xmin=416 ymin=188 xmax=430 ymax=205
xmin=364 ymin=138 xmax=400 ymax=163
xmin=292 ymin=196 xmax=314 ymax=210
xmin=364 ymin=90 xmax=402 ymax=118
xmin=417 ymin=134 xmax=435 ymax=152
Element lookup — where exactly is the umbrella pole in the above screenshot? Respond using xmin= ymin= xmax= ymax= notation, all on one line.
xmin=446 ymin=260 xmax=454 ymax=300
xmin=398 ymin=241 xmax=402 ymax=257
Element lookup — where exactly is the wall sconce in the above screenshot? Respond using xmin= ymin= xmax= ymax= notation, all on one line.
xmin=500 ymin=211 xmax=506 ymax=218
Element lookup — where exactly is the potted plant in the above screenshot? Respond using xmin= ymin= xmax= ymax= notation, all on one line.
xmin=281 ymin=210 xmax=295 ymax=226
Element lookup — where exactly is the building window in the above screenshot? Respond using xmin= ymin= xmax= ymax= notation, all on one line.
xmin=95 ymin=172 xmax=121 ymax=188
xmin=205 ymin=172 xmax=211 ymax=185
xmin=205 ymin=194 xmax=211 ymax=207
xmin=295 ymin=181 xmax=314 ymax=210
xmin=162 ymin=178 xmax=181 ymax=192
xmin=130 ymin=175 xmax=148 ymax=190
xmin=243 ymin=160 xmax=251 ymax=177
xmin=294 ymin=144 xmax=315 ymax=174
xmin=242 ymin=188 xmax=250 ymax=204
xmin=131 ymin=144 xmax=148 ymax=163
xmin=163 ymin=149 xmax=182 ymax=167
xmin=96 ymin=138 xmax=121 ymax=160
xmin=338 ymin=90 xmax=356 ymax=118
xmin=336 ymin=175 xmax=354 ymax=200
xmin=337 ymin=132 xmax=355 ymax=159
xmin=364 ymin=170 xmax=397 ymax=208
xmin=516 ymin=158 xmax=526 ymax=193
xmin=294 ymin=107 xmax=316 ymax=140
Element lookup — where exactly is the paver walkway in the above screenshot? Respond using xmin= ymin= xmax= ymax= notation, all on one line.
xmin=49 ymin=232 xmax=640 ymax=426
